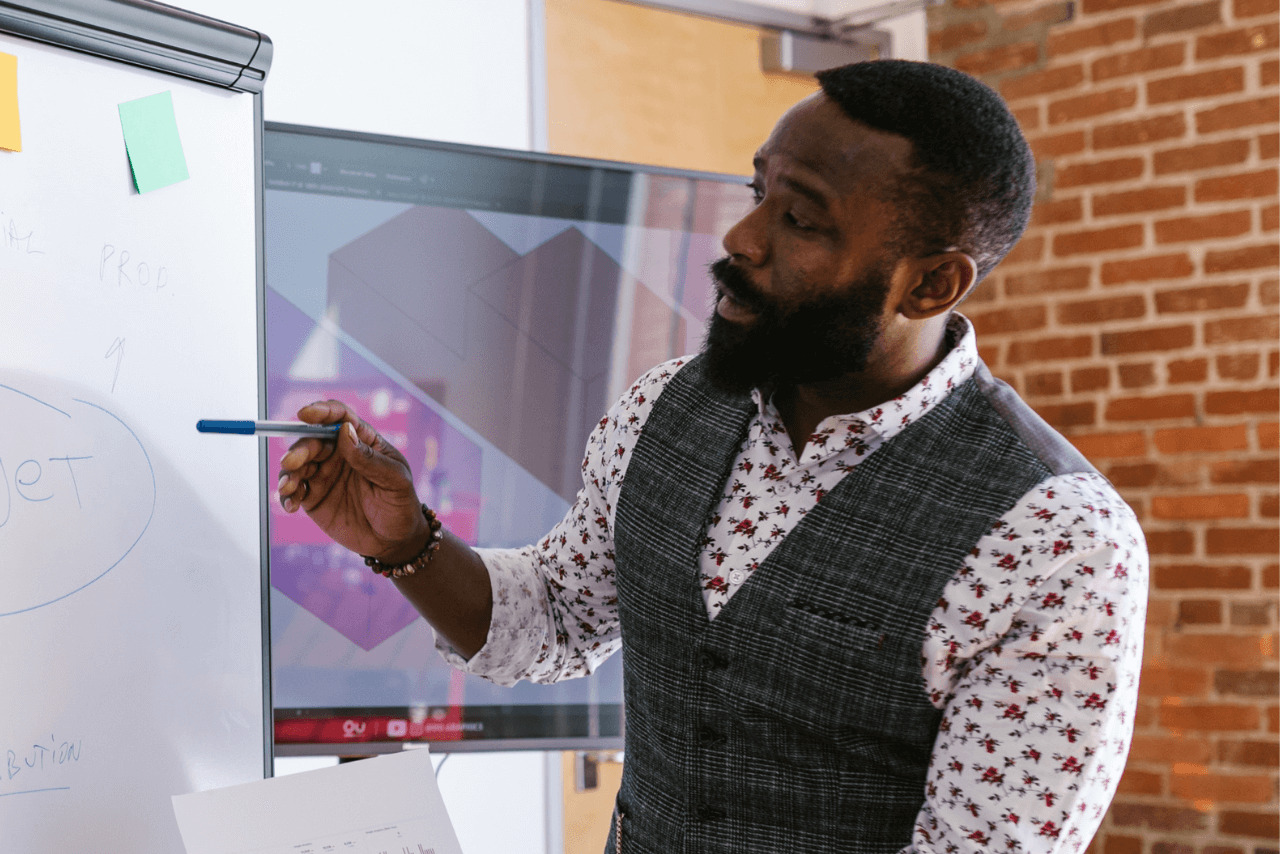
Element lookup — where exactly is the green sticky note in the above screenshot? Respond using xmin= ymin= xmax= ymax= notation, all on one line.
xmin=118 ymin=91 xmax=188 ymax=193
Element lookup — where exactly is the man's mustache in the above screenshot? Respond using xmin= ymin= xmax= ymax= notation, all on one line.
xmin=709 ymin=257 xmax=769 ymax=314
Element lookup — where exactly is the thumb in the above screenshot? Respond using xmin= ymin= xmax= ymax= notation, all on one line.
xmin=338 ymin=420 xmax=411 ymax=489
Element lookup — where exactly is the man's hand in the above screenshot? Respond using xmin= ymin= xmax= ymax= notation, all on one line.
xmin=276 ymin=400 xmax=430 ymax=564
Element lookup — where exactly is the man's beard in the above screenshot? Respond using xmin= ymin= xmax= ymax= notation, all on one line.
xmin=701 ymin=256 xmax=891 ymax=395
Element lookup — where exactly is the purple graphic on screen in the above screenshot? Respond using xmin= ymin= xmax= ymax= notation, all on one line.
xmin=266 ymin=289 xmax=482 ymax=650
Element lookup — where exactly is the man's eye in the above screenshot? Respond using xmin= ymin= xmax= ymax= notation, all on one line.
xmin=785 ymin=212 xmax=813 ymax=231
xmin=746 ymin=182 xmax=764 ymax=204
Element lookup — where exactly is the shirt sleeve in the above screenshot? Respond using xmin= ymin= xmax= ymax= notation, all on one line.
xmin=434 ymin=357 xmax=688 ymax=685
xmin=908 ymin=472 xmax=1148 ymax=853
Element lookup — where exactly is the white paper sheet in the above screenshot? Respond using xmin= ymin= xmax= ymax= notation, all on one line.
xmin=172 ymin=748 xmax=464 ymax=854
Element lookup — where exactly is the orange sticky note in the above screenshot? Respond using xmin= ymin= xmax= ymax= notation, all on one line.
xmin=0 ymin=51 xmax=19 ymax=152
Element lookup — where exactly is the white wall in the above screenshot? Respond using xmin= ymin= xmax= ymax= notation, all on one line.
xmin=175 ymin=0 xmax=535 ymax=149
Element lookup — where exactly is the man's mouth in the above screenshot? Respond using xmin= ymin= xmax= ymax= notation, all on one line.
xmin=715 ymin=288 xmax=760 ymax=323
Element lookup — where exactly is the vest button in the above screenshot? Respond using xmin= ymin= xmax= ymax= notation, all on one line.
xmin=699 ymin=650 xmax=727 ymax=669
xmin=698 ymin=725 xmax=725 ymax=746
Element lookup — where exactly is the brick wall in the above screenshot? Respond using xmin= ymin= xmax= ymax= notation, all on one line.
xmin=928 ymin=0 xmax=1278 ymax=848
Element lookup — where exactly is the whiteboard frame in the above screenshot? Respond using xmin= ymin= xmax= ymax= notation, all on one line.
xmin=0 ymin=0 xmax=274 ymax=780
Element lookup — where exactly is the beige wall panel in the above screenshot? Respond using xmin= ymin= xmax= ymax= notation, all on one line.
xmin=545 ymin=0 xmax=819 ymax=174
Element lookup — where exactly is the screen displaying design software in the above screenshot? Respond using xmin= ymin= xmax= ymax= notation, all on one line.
xmin=263 ymin=125 xmax=750 ymax=753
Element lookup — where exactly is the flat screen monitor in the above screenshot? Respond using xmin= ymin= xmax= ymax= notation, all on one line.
xmin=263 ymin=123 xmax=751 ymax=755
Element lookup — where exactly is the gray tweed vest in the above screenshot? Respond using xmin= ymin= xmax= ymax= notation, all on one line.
xmin=606 ymin=354 xmax=1095 ymax=853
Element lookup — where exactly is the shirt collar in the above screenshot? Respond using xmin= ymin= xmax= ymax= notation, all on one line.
xmin=753 ymin=313 xmax=979 ymax=451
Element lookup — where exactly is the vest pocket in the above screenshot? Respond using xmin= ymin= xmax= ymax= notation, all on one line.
xmin=733 ymin=602 xmax=904 ymax=747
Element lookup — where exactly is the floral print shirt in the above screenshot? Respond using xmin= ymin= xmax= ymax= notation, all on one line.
xmin=438 ymin=315 xmax=1147 ymax=853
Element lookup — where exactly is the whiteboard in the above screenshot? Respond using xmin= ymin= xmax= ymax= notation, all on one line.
xmin=0 ymin=22 xmax=268 ymax=854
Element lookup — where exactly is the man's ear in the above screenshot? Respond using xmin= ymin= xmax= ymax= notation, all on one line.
xmin=899 ymin=251 xmax=978 ymax=319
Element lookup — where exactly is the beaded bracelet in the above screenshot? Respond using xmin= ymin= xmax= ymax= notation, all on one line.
xmin=362 ymin=504 xmax=444 ymax=579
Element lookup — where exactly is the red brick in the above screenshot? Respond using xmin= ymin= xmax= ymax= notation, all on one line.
xmin=1178 ymin=598 xmax=1224 ymax=624
xmin=1169 ymin=771 xmax=1274 ymax=803
xmin=1006 ymin=335 xmax=1094 ymax=364
xmin=1058 ymin=294 xmax=1147 ymax=324
xmin=1219 ymin=810 xmax=1279 ymax=837
xmin=1152 ymin=494 xmax=1251 ymax=520
xmin=1094 ymin=43 xmax=1186 ymax=80
xmin=1071 ymin=366 xmax=1111 ymax=392
xmin=1032 ymin=196 xmax=1084 ymax=225
xmin=1070 ymin=430 xmax=1145 ymax=458
xmin=1026 ymin=370 xmax=1064 ymax=396
xmin=1003 ymin=64 xmax=1086 ymax=100
xmin=1120 ymin=361 xmax=1153 ymax=390
xmin=1093 ymin=185 xmax=1186 ymax=216
xmin=1154 ymin=138 xmax=1251 ymax=174
xmin=1230 ymin=601 xmax=1275 ymax=624
xmin=1093 ymin=113 xmax=1187 ymax=150
xmin=1263 ymin=203 xmax=1279 ymax=231
xmin=1130 ymin=734 xmax=1214 ymax=763
xmin=1153 ymin=424 xmax=1250 ymax=453
xmin=1003 ymin=233 xmax=1044 ymax=264
xmin=1048 ymin=87 xmax=1139 ymax=125
xmin=1149 ymin=67 xmax=1245 ymax=105
xmin=1205 ymin=243 xmax=1280 ymax=273
xmin=967 ymin=304 xmax=1048 ymax=335
xmin=1048 ymin=18 xmax=1137 ymax=56
xmin=1261 ymin=131 xmax=1280 ymax=159
xmin=1084 ymin=0 xmax=1166 ymax=11
xmin=1235 ymin=0 xmax=1279 ymax=15
xmin=1101 ymin=325 xmax=1196 ymax=355
xmin=1036 ymin=401 xmax=1096 ymax=429
xmin=1147 ymin=529 xmax=1196 ymax=554
xmin=1195 ymin=168 xmax=1280 ymax=203
xmin=1264 ymin=58 xmax=1280 ymax=86
xmin=1055 ymin=224 xmax=1145 ymax=255
xmin=1117 ymin=768 xmax=1165 ymax=795
xmin=1011 ymin=103 xmax=1042 ymax=133
xmin=1216 ymin=353 xmax=1260 ymax=380
xmin=1157 ymin=563 xmax=1253 ymax=589
xmin=955 ymin=41 xmax=1041 ymax=76
xmin=1260 ymin=421 xmax=1279 ymax=449
xmin=1206 ymin=387 xmax=1280 ymax=414
xmin=1003 ymin=1 xmax=1075 ymax=31
xmin=1006 ymin=266 xmax=1092 ymax=295
xmin=1102 ymin=253 xmax=1195 ymax=284
xmin=1057 ymin=157 xmax=1145 ymax=187
xmin=1164 ymin=634 xmax=1273 ymax=665
xmin=1211 ymin=457 xmax=1279 ymax=483
xmin=1260 ymin=493 xmax=1278 ymax=516
xmin=929 ymin=20 xmax=990 ymax=53
xmin=1206 ymin=526 xmax=1280 ymax=554
xmin=1196 ymin=23 xmax=1280 ymax=61
xmin=1154 ymin=210 xmax=1252 ymax=244
xmin=1217 ymin=739 xmax=1280 ymax=766
xmin=1168 ymin=357 xmax=1208 ymax=383
xmin=1215 ymin=669 xmax=1280 ymax=697
xmin=1154 ymin=282 xmax=1250 ymax=313
xmin=1144 ymin=0 xmax=1222 ymax=37
xmin=1109 ymin=802 xmax=1210 ymax=831
xmin=1264 ymin=279 xmax=1280 ymax=305
xmin=1106 ymin=393 xmax=1196 ymax=420
xmin=1205 ymin=314 xmax=1280 ymax=345
xmin=1197 ymin=96 xmax=1280 ymax=134
xmin=1028 ymin=129 xmax=1088 ymax=158
xmin=1103 ymin=835 xmax=1145 ymax=854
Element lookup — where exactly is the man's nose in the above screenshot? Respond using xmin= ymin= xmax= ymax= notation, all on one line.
xmin=722 ymin=203 xmax=768 ymax=266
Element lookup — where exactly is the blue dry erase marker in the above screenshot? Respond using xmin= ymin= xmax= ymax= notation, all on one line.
xmin=196 ymin=420 xmax=342 ymax=438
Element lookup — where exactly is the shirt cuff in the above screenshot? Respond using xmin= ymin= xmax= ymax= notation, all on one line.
xmin=433 ymin=546 xmax=553 ymax=687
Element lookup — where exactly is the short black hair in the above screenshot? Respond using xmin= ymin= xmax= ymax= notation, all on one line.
xmin=815 ymin=60 xmax=1036 ymax=283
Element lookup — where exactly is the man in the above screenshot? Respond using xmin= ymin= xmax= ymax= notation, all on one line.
xmin=277 ymin=60 xmax=1147 ymax=853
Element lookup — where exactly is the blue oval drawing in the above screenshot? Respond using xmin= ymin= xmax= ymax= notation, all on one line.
xmin=0 ymin=383 xmax=156 ymax=617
